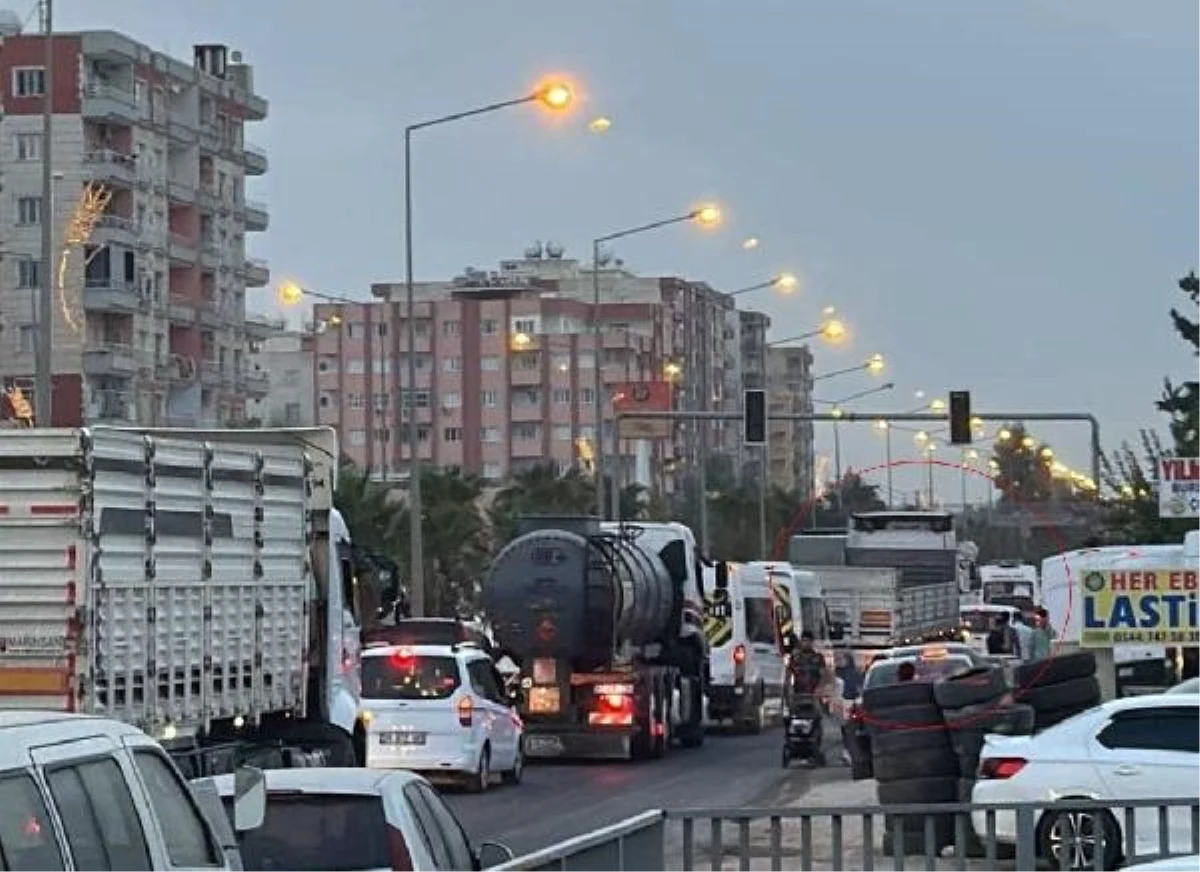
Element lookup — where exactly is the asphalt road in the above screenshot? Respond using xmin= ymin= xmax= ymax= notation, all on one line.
xmin=444 ymin=725 xmax=850 ymax=858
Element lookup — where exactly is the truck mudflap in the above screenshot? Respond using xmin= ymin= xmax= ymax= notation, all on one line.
xmin=522 ymin=727 xmax=635 ymax=761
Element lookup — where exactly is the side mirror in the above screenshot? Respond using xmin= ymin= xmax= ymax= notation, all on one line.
xmin=475 ymin=840 xmax=515 ymax=869
xmin=714 ymin=561 xmax=729 ymax=590
xmin=232 ymin=766 xmax=267 ymax=834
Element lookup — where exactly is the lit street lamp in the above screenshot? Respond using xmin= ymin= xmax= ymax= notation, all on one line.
xmin=768 ymin=317 xmax=849 ymax=347
xmin=402 ymin=78 xmax=576 ymax=617
xmin=813 ymin=352 xmax=885 ymax=383
xmin=728 ymin=272 xmax=799 ymax=298
xmin=592 ymin=204 xmax=722 ymax=529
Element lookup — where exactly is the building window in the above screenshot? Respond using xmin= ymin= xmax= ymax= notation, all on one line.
xmin=481 ymin=426 xmax=501 ymax=443
xmin=349 ymin=429 xmax=366 ymax=446
xmin=579 ymin=388 xmax=595 ymax=404
xmin=416 ymin=425 xmax=430 ymax=442
xmin=513 ymin=423 xmax=540 ymax=441
xmin=346 ymin=392 xmax=364 ymax=409
xmin=346 ymin=322 xmax=362 ymax=338
xmin=17 ymin=324 xmax=35 ymax=353
xmin=443 ymin=427 xmax=462 ymax=442
xmin=551 ymin=388 xmax=571 ymax=404
xmin=373 ymin=393 xmax=388 ymax=409
xmin=578 ymin=352 xmax=595 ymax=369
xmin=482 ymin=462 xmax=504 ymax=480
xmin=512 ymin=352 xmax=539 ymax=371
xmin=12 ymin=67 xmax=45 ymax=97
xmin=318 ymin=356 xmax=338 ymax=374
xmin=401 ymin=389 xmax=430 ymax=408
xmin=14 ymin=133 xmax=41 ymax=161
xmin=284 ymin=402 xmax=302 ymax=425
xmin=414 ymin=319 xmax=431 ymax=337
xmin=374 ymin=428 xmax=390 ymax=442
xmin=480 ymin=319 xmax=499 ymax=335
xmin=16 ymin=196 xmax=42 ymax=226
xmin=443 ymin=356 xmax=462 ymax=372
xmin=481 ymin=389 xmax=498 ymax=407
xmin=441 ymin=320 xmax=461 ymax=336
xmin=442 ymin=392 xmax=461 ymax=408
xmin=553 ymin=425 xmax=572 ymax=441
xmin=513 ymin=318 xmax=536 ymax=334
xmin=550 ymin=353 xmax=571 ymax=372
xmin=578 ymin=426 xmax=595 ymax=441
xmin=347 ymin=360 xmax=365 ymax=375
xmin=481 ymin=355 xmax=501 ymax=371
xmin=15 ymin=257 xmax=40 ymax=289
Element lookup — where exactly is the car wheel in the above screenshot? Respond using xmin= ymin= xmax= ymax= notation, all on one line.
xmin=503 ymin=745 xmax=524 ymax=785
xmin=468 ymin=747 xmax=491 ymax=793
xmin=1037 ymin=807 xmax=1121 ymax=871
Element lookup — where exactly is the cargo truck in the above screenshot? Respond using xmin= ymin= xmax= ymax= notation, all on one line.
xmin=0 ymin=426 xmax=370 ymax=776
xmin=483 ymin=517 xmax=708 ymax=761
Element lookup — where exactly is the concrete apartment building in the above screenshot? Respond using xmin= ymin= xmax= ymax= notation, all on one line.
xmin=767 ymin=345 xmax=816 ymax=498
xmin=246 ymin=331 xmax=313 ymax=427
xmin=311 ymin=245 xmax=786 ymax=488
xmin=0 ymin=19 xmax=271 ymax=426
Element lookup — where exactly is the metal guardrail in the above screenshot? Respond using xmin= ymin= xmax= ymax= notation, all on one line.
xmin=494 ymin=798 xmax=1199 ymax=871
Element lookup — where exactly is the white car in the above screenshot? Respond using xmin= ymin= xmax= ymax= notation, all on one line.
xmin=972 ymin=692 xmax=1199 ymax=870
xmin=203 ymin=767 xmax=514 ymax=871
xmin=360 ymin=642 xmax=524 ymax=790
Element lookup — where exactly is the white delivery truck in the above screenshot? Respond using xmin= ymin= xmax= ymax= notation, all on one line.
xmin=0 ymin=426 xmax=368 ymax=776
xmin=978 ymin=561 xmax=1040 ymax=612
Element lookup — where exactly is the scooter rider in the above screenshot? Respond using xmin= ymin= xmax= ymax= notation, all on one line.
xmin=784 ymin=630 xmax=832 ymax=705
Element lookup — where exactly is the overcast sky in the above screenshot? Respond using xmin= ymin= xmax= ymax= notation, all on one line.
xmin=61 ymin=0 xmax=1198 ymax=502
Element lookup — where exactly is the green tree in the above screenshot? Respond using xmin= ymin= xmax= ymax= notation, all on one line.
xmin=990 ymin=423 xmax=1057 ymax=503
xmin=489 ymin=464 xmax=594 ymax=542
xmin=812 ymin=470 xmax=887 ymax=527
xmin=1157 ymin=272 xmax=1198 ymax=457
xmin=335 ymin=464 xmax=403 ymax=559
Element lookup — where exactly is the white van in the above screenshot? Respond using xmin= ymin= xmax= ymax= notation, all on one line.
xmin=0 ymin=711 xmax=237 ymax=870
xmin=959 ymin=602 xmax=1022 ymax=656
xmin=702 ymin=562 xmax=787 ymax=731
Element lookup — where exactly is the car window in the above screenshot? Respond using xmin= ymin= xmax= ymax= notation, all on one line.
xmin=46 ymin=758 xmax=152 ymax=871
xmin=132 ymin=750 xmax=221 ymax=868
xmin=221 ymin=794 xmax=390 ymax=871
xmin=743 ymin=597 xmax=777 ymax=645
xmin=1096 ymin=708 xmax=1199 ymax=754
xmin=414 ymin=782 xmax=475 ymax=872
xmin=0 ymin=771 xmax=65 ymax=871
xmin=362 ymin=652 xmax=461 ymax=700
xmin=467 ymin=660 xmax=504 ymax=703
xmin=402 ymin=784 xmax=454 ymax=870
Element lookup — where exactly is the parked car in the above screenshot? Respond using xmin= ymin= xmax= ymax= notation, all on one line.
xmin=202 ymin=767 xmax=513 ymax=871
xmin=360 ymin=643 xmax=524 ymax=790
xmin=0 ymin=710 xmax=236 ymax=870
xmin=1122 ymin=856 xmax=1200 ymax=872
xmin=972 ymin=692 xmax=1199 ymax=870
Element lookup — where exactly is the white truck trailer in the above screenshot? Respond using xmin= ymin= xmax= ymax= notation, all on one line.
xmin=0 ymin=426 xmax=368 ymax=776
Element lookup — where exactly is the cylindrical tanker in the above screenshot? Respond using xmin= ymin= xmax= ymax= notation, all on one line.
xmin=484 ymin=522 xmax=678 ymax=672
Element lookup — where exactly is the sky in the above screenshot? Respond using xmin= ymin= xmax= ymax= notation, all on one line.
xmin=59 ymin=0 xmax=1199 ymax=503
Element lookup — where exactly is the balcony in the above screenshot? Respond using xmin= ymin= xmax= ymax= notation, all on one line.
xmin=83 ymin=344 xmax=140 ymax=377
xmin=167 ymin=179 xmax=196 ymax=204
xmin=82 ymin=277 xmax=142 ymax=314
xmin=82 ymin=150 xmax=137 ymax=188
xmin=242 ymin=199 xmax=269 ymax=232
xmin=198 ymin=359 xmax=223 ymax=387
xmin=197 ymin=183 xmax=221 ymax=211
xmin=243 ymin=142 xmax=268 ymax=176
xmin=246 ymin=312 xmax=283 ymax=341
xmin=242 ymin=257 xmax=269 ymax=287
xmin=242 ymin=370 xmax=269 ymax=398
xmin=92 ymin=214 xmax=138 ymax=247
xmin=199 ymin=236 xmax=222 ymax=269
xmin=168 ymin=233 xmax=198 ymax=266
xmin=81 ymin=83 xmax=142 ymax=124
xmin=167 ymin=295 xmax=198 ymax=325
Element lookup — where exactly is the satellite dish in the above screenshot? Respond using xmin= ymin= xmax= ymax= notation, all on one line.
xmin=546 ymin=242 xmax=564 ymax=259
xmin=525 ymin=241 xmax=544 ymax=259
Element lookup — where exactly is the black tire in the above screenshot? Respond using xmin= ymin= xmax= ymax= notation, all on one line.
xmin=1036 ymin=805 xmax=1122 ymax=871
xmin=781 ymin=747 xmax=790 ymax=769
xmin=956 ymin=777 xmax=975 ymax=803
xmin=866 ymin=703 xmax=945 ymax=733
xmin=872 ymin=725 xmax=951 ymax=756
xmin=877 ymin=775 xmax=957 ymax=805
xmin=676 ymin=672 xmax=706 ymax=749
xmin=956 ymin=750 xmax=980 ymax=779
xmin=933 ymin=666 xmax=1007 ymax=710
xmin=950 ymin=729 xmax=986 ymax=761
xmin=650 ymin=686 xmax=667 ymax=759
xmin=1013 ymin=651 xmax=1096 ymax=689
xmin=467 ymin=747 xmax=491 ymax=793
xmin=278 ymin=721 xmax=357 ymax=767
xmin=873 ymin=745 xmax=958 ymax=783
xmin=1014 ymin=675 xmax=1100 ymax=712
xmin=993 ymin=703 xmax=1036 ymax=735
xmin=862 ymin=680 xmax=937 ymax=712
xmin=944 ymin=701 xmax=1036 ymax=735
xmin=502 ymin=745 xmax=524 ymax=785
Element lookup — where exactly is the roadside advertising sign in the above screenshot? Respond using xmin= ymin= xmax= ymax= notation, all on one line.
xmin=1158 ymin=457 xmax=1199 ymax=519
xmin=1080 ymin=568 xmax=1199 ymax=647
xmin=613 ymin=381 xmax=672 ymax=440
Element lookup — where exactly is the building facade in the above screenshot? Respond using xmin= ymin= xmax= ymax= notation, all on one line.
xmin=0 ymin=23 xmax=270 ymax=426
xmin=246 ymin=331 xmax=313 ymax=427
xmin=767 ymin=345 xmax=816 ymax=499
xmin=312 ymin=246 xmax=749 ymax=487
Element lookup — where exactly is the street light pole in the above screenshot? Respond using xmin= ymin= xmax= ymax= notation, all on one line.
xmin=35 ymin=0 xmax=54 ymax=423
xmin=400 ymin=83 xmax=573 ymax=617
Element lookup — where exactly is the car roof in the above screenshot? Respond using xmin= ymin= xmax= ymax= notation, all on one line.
xmin=1099 ymin=691 xmax=1199 ymax=713
xmin=0 ymin=711 xmax=152 ymax=768
xmin=204 ymin=767 xmax=426 ymax=797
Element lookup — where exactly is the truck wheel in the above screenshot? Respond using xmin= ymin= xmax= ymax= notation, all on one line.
xmin=677 ymin=678 xmax=706 ymax=748
xmin=743 ymin=684 xmax=766 ymax=734
xmin=279 ymin=721 xmax=357 ymax=767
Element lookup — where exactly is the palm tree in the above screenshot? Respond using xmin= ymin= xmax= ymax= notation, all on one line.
xmin=335 ymin=465 xmax=402 ymax=559
xmin=490 ymin=463 xmax=594 ymax=542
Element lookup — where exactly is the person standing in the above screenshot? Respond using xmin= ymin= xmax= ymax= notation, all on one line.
xmin=987 ymin=612 xmax=1021 ymax=658
xmin=1012 ymin=611 xmax=1035 ymax=663
xmin=1028 ymin=607 xmax=1056 ymax=661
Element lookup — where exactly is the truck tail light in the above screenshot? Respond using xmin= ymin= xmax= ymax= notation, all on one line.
xmin=979 ymin=757 xmax=1026 ymax=780
xmin=588 ymin=686 xmax=634 ymax=726
xmin=733 ymin=644 xmax=747 ymax=665
xmin=457 ymin=696 xmax=473 ymax=727
xmin=386 ymin=824 xmax=414 ymax=870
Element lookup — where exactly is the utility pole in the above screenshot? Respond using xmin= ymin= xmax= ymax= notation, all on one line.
xmin=35 ymin=0 xmax=54 ymax=424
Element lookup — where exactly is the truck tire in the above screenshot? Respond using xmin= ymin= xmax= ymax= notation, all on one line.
xmin=650 ymin=683 xmax=668 ymax=759
xmin=1012 ymin=651 xmax=1096 ymax=689
xmin=866 ymin=703 xmax=945 ymax=732
xmin=871 ymin=725 xmax=951 ymax=756
xmin=676 ymin=676 xmax=706 ymax=748
xmin=278 ymin=721 xmax=357 ymax=767
xmin=862 ymin=680 xmax=937 ymax=712
xmin=742 ymin=683 xmax=767 ymax=734
xmin=933 ymin=666 xmax=1007 ymax=710
xmin=1015 ymin=676 xmax=1101 ymax=713
xmin=872 ymin=745 xmax=958 ymax=783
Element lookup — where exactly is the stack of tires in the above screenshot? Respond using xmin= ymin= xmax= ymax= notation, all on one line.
xmin=932 ymin=666 xmax=1036 ymax=807
xmin=1011 ymin=651 xmax=1102 ymax=732
xmin=860 ymin=680 xmax=958 ymax=855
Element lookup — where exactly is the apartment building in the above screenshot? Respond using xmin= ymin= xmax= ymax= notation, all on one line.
xmin=767 ymin=344 xmax=816 ymax=498
xmin=314 ymin=246 xmax=745 ymax=486
xmin=246 ymin=331 xmax=313 ymax=427
xmin=0 ymin=23 xmax=271 ymax=425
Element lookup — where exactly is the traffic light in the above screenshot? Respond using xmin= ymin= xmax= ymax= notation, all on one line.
xmin=949 ymin=390 xmax=972 ymax=445
xmin=743 ymin=389 xmax=766 ymax=445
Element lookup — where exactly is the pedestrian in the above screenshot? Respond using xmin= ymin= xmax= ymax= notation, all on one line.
xmin=1028 ymin=607 xmax=1056 ymax=661
xmin=1012 ymin=611 xmax=1034 ymax=662
xmin=987 ymin=612 xmax=1021 ymax=658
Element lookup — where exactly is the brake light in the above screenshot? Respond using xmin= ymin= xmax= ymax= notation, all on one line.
xmin=588 ymin=688 xmax=635 ymax=726
xmin=386 ymin=824 xmax=414 ymax=870
xmin=849 ymin=704 xmax=864 ymax=723
xmin=979 ymin=757 xmax=1027 ymax=779
xmin=389 ymin=647 xmax=416 ymax=668
xmin=733 ymin=644 xmax=747 ymax=665
xmin=457 ymin=696 xmax=473 ymax=727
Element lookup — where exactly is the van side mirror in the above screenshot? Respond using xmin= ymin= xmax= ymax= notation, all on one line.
xmin=233 ymin=766 xmax=267 ymax=833
xmin=714 ymin=561 xmax=729 ymax=590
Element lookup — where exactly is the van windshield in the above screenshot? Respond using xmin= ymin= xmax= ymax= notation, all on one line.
xmin=362 ymin=654 xmax=461 ymax=700
xmin=221 ymin=794 xmax=393 ymax=871
xmin=961 ymin=609 xmax=1002 ymax=633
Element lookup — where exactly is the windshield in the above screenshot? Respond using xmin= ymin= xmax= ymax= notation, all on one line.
xmin=362 ymin=654 xmax=461 ymax=700
xmin=987 ymin=595 xmax=1034 ymax=613
xmin=961 ymin=610 xmax=1004 ymax=633
xmin=222 ymin=794 xmax=392 ymax=871
xmin=866 ymin=656 xmax=972 ymax=689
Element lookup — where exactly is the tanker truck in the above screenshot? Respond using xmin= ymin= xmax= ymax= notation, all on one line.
xmin=483 ymin=517 xmax=709 ymax=761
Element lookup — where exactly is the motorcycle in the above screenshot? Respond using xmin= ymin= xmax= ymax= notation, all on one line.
xmin=781 ymin=695 xmax=826 ymax=768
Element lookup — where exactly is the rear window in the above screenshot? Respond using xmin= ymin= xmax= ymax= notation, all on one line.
xmin=961 ymin=610 xmax=1001 ymax=633
xmin=362 ymin=653 xmax=461 ymax=700
xmin=866 ymin=656 xmax=972 ymax=689
xmin=221 ymin=794 xmax=392 ymax=871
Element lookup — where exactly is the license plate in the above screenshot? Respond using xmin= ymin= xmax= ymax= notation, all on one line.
xmin=379 ymin=731 xmax=426 ymax=746
xmin=528 ymin=686 xmax=560 ymax=713
xmin=525 ymin=735 xmax=564 ymax=756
